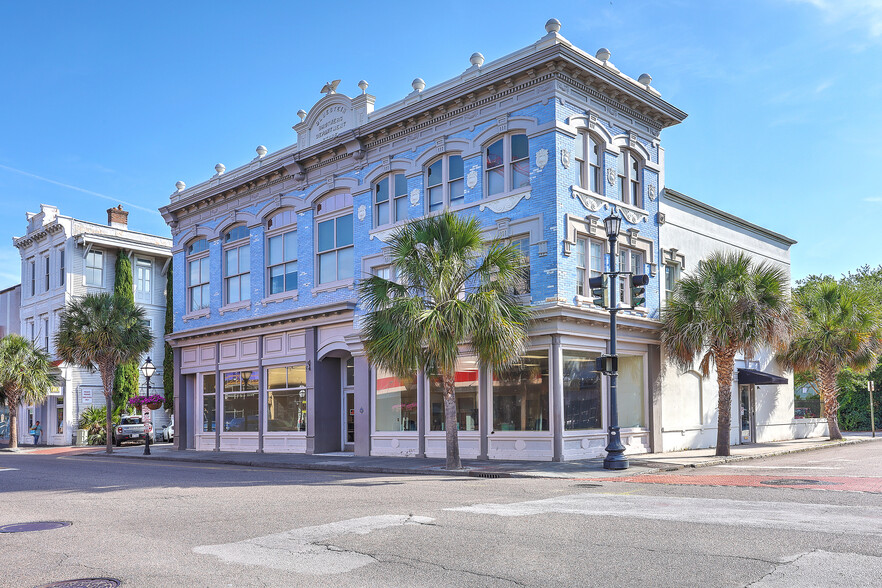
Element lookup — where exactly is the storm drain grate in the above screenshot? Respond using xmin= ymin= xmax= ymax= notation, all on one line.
xmin=34 ymin=579 xmax=121 ymax=588
xmin=573 ymin=483 xmax=603 ymax=488
xmin=760 ymin=478 xmax=840 ymax=486
xmin=0 ymin=521 xmax=71 ymax=533
xmin=468 ymin=471 xmax=512 ymax=479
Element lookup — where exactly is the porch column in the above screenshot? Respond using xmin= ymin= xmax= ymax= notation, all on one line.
xmin=305 ymin=327 xmax=317 ymax=454
xmin=551 ymin=334 xmax=564 ymax=462
xmin=647 ymin=344 xmax=662 ymax=453
xmin=257 ymin=334 xmax=265 ymax=453
xmin=353 ymin=355 xmax=371 ymax=456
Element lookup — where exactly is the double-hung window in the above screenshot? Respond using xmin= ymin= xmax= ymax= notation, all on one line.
xmin=85 ymin=250 xmax=103 ymax=286
xmin=510 ymin=236 xmax=531 ymax=296
xmin=187 ymin=238 xmax=210 ymax=312
xmin=223 ymin=226 xmax=251 ymax=304
xmin=485 ymin=133 xmax=530 ymax=196
xmin=42 ymin=316 xmax=49 ymax=351
xmin=426 ymin=154 xmax=465 ymax=212
xmin=616 ymin=150 xmax=643 ymax=207
xmin=664 ymin=263 xmax=680 ymax=305
xmin=59 ymin=249 xmax=65 ymax=287
xmin=316 ymin=194 xmax=354 ymax=285
xmin=575 ymin=237 xmax=605 ymax=297
xmin=374 ymin=173 xmax=408 ymax=227
xmin=575 ymin=133 xmax=603 ymax=193
xmin=266 ymin=210 xmax=298 ymax=295
xmin=135 ymin=258 xmax=152 ymax=303
xmin=44 ymin=256 xmax=50 ymax=291
xmin=617 ymin=248 xmax=645 ymax=306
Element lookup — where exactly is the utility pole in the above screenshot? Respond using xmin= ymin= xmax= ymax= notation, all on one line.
xmin=869 ymin=380 xmax=876 ymax=438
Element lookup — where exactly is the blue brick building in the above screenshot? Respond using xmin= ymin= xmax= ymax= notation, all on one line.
xmin=161 ymin=19 xmax=692 ymax=460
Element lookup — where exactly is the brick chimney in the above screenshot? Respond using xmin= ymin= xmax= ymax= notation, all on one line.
xmin=107 ymin=205 xmax=129 ymax=229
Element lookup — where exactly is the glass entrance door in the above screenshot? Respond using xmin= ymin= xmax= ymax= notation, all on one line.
xmin=739 ymin=385 xmax=753 ymax=443
xmin=342 ymin=357 xmax=355 ymax=451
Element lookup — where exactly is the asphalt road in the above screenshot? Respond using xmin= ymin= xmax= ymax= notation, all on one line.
xmin=1 ymin=442 xmax=881 ymax=587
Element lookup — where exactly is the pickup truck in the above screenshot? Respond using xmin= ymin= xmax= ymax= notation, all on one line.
xmin=113 ymin=415 xmax=155 ymax=446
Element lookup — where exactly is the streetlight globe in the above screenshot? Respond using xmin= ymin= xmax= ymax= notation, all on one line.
xmin=603 ymin=213 xmax=622 ymax=238
xmin=140 ymin=357 xmax=156 ymax=379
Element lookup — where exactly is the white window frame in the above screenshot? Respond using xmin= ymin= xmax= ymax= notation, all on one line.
xmin=223 ymin=226 xmax=251 ymax=305
xmin=664 ymin=263 xmax=680 ymax=305
xmin=509 ymin=235 xmax=531 ymax=296
xmin=265 ymin=210 xmax=298 ymax=297
xmin=617 ymin=246 xmax=645 ymax=307
xmin=616 ymin=149 xmax=643 ymax=208
xmin=574 ymin=132 xmax=604 ymax=195
xmin=315 ymin=194 xmax=354 ymax=287
xmin=58 ymin=248 xmax=65 ymax=287
xmin=85 ymin=250 xmax=103 ymax=287
xmin=42 ymin=316 xmax=49 ymax=351
xmin=135 ymin=257 xmax=152 ymax=304
xmin=575 ymin=236 xmax=605 ymax=298
xmin=484 ymin=133 xmax=530 ymax=197
xmin=425 ymin=154 xmax=465 ymax=213
xmin=373 ymin=173 xmax=408 ymax=228
xmin=44 ymin=255 xmax=50 ymax=292
xmin=28 ymin=259 xmax=35 ymax=296
xmin=187 ymin=239 xmax=210 ymax=313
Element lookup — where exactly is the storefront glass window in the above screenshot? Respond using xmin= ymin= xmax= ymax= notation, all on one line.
xmin=492 ymin=352 xmax=549 ymax=431
xmin=375 ymin=369 xmax=418 ymax=431
xmin=222 ymin=370 xmax=259 ymax=432
xmin=55 ymin=394 xmax=64 ymax=435
xmin=618 ymin=355 xmax=645 ymax=428
xmin=563 ymin=351 xmax=602 ymax=430
xmin=429 ymin=358 xmax=480 ymax=431
xmin=266 ymin=365 xmax=307 ymax=432
xmin=202 ymin=374 xmax=216 ymax=432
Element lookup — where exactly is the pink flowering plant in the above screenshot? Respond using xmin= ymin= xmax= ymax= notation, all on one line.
xmin=128 ymin=394 xmax=165 ymax=407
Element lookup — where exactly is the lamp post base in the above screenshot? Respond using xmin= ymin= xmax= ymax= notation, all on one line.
xmin=603 ymin=452 xmax=629 ymax=470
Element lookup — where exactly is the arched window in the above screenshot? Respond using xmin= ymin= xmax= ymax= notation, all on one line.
xmin=223 ymin=225 xmax=250 ymax=304
xmin=616 ymin=149 xmax=643 ymax=208
xmin=187 ymin=238 xmax=210 ymax=312
xmin=485 ymin=133 xmax=530 ymax=197
xmin=574 ymin=132 xmax=603 ymax=194
xmin=266 ymin=210 xmax=298 ymax=296
xmin=426 ymin=154 xmax=464 ymax=212
xmin=373 ymin=173 xmax=408 ymax=227
xmin=315 ymin=193 xmax=354 ymax=285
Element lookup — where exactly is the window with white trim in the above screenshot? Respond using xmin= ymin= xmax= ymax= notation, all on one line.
xmin=266 ymin=210 xmax=298 ymax=296
xmin=187 ymin=238 xmax=210 ymax=312
xmin=664 ymin=263 xmax=680 ymax=305
xmin=42 ymin=316 xmax=49 ymax=351
xmin=59 ymin=249 xmax=65 ymax=287
xmin=617 ymin=247 xmax=645 ymax=306
xmin=135 ymin=258 xmax=152 ymax=303
xmin=575 ymin=132 xmax=603 ymax=194
xmin=373 ymin=173 xmax=408 ymax=227
xmin=266 ymin=365 xmax=307 ymax=432
xmin=85 ymin=250 xmax=103 ymax=286
xmin=575 ymin=236 xmax=605 ymax=297
xmin=223 ymin=225 xmax=251 ymax=304
xmin=616 ymin=149 xmax=643 ymax=207
xmin=426 ymin=154 xmax=464 ymax=212
xmin=28 ymin=259 xmax=35 ymax=296
xmin=44 ymin=256 xmax=50 ymax=291
xmin=510 ymin=236 xmax=530 ymax=296
xmin=485 ymin=133 xmax=530 ymax=196
xmin=316 ymin=194 xmax=353 ymax=285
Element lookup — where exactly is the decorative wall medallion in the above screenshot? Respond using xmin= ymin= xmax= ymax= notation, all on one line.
xmin=560 ymin=148 xmax=570 ymax=169
xmin=479 ymin=191 xmax=531 ymax=213
xmin=647 ymin=184 xmax=657 ymax=201
xmin=357 ymin=205 xmax=366 ymax=221
xmin=606 ymin=168 xmax=616 ymax=186
xmin=514 ymin=439 xmax=526 ymax=451
xmin=409 ymin=188 xmax=420 ymax=205
xmin=536 ymin=148 xmax=549 ymax=170
xmin=466 ymin=169 xmax=478 ymax=189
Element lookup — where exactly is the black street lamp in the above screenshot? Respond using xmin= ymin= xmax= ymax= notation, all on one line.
xmin=140 ymin=357 xmax=155 ymax=456
xmin=602 ymin=213 xmax=628 ymax=470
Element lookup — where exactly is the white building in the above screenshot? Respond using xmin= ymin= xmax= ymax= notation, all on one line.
xmin=657 ymin=189 xmax=827 ymax=451
xmin=12 ymin=204 xmax=172 ymax=446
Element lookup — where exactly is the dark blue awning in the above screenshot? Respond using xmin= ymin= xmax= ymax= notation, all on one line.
xmin=738 ymin=368 xmax=788 ymax=385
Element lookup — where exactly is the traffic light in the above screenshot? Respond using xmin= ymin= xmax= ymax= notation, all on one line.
xmin=630 ymin=274 xmax=649 ymax=308
xmin=588 ymin=275 xmax=609 ymax=308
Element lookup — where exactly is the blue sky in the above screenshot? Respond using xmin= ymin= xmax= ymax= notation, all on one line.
xmin=1 ymin=0 xmax=881 ymax=288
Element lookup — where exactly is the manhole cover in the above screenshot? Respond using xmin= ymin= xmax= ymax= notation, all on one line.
xmin=760 ymin=478 xmax=839 ymax=486
xmin=0 ymin=521 xmax=71 ymax=533
xmin=34 ymin=579 xmax=121 ymax=588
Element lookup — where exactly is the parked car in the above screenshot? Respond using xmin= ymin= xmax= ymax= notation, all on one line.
xmin=794 ymin=408 xmax=816 ymax=419
xmin=113 ymin=415 xmax=155 ymax=446
xmin=160 ymin=422 xmax=174 ymax=442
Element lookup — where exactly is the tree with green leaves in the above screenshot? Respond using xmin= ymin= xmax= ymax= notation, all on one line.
xmin=778 ymin=279 xmax=882 ymax=440
xmin=0 ymin=335 xmax=58 ymax=450
xmin=111 ymin=252 xmax=139 ymax=410
xmin=661 ymin=251 xmax=792 ymax=457
xmin=359 ymin=211 xmax=532 ymax=470
xmin=55 ymin=293 xmax=153 ymax=454
xmin=163 ymin=263 xmax=174 ymax=412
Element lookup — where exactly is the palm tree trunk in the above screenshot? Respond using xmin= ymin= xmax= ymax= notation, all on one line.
xmin=100 ymin=361 xmax=115 ymax=454
xmin=819 ymin=364 xmax=843 ymax=441
xmin=7 ymin=390 xmax=19 ymax=450
xmin=442 ymin=374 xmax=462 ymax=470
xmin=715 ymin=348 xmax=736 ymax=457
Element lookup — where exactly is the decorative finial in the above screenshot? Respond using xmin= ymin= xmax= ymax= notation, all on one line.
xmin=638 ymin=73 xmax=652 ymax=86
xmin=215 ymin=163 xmax=225 ymax=175
xmin=412 ymin=78 xmax=426 ymax=92
xmin=469 ymin=52 xmax=485 ymax=67
xmin=357 ymin=80 xmax=369 ymax=94
xmin=596 ymin=48 xmax=611 ymax=62
xmin=320 ymin=80 xmax=341 ymax=95
xmin=175 ymin=181 xmax=185 ymax=192
xmin=545 ymin=18 xmax=561 ymax=34
xmin=297 ymin=109 xmax=307 ymax=122
xmin=256 ymin=145 xmax=267 ymax=158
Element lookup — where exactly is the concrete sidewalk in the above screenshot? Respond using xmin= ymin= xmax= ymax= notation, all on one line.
xmin=72 ymin=433 xmax=879 ymax=479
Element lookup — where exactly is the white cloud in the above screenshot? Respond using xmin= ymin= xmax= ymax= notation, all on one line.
xmin=789 ymin=0 xmax=882 ymax=39
xmin=863 ymin=196 xmax=882 ymax=202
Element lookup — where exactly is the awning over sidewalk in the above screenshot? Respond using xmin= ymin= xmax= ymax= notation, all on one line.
xmin=738 ymin=369 xmax=788 ymax=385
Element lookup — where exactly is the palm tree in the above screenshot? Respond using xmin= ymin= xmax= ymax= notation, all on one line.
xmin=661 ymin=251 xmax=792 ymax=456
xmin=359 ymin=212 xmax=532 ymax=470
xmin=778 ymin=279 xmax=882 ymax=440
xmin=0 ymin=335 xmax=58 ymax=450
xmin=55 ymin=293 xmax=153 ymax=454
